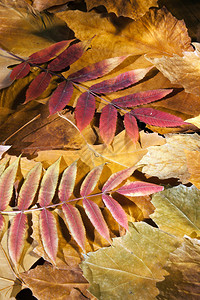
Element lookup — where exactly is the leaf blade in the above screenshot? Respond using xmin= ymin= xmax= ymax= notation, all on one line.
xmin=75 ymin=92 xmax=96 ymax=131
xmin=58 ymin=161 xmax=77 ymax=203
xmin=124 ymin=112 xmax=139 ymax=143
xmin=80 ymin=165 xmax=104 ymax=197
xmin=10 ymin=62 xmax=30 ymax=80
xmin=26 ymin=72 xmax=52 ymax=102
xmin=117 ymin=181 xmax=164 ymax=196
xmin=99 ymin=104 xmax=117 ymax=145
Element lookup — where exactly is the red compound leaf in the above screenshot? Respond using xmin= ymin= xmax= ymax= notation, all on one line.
xmin=68 ymin=56 xmax=128 ymax=83
xmin=0 ymin=215 xmax=4 ymax=233
xmin=124 ymin=112 xmax=139 ymax=143
xmin=8 ymin=213 xmax=27 ymax=265
xmin=102 ymin=194 xmax=128 ymax=230
xmin=83 ymin=197 xmax=111 ymax=242
xmin=80 ymin=165 xmax=104 ymax=197
xmin=116 ymin=181 xmax=164 ymax=196
xmin=10 ymin=62 xmax=30 ymax=80
xmin=40 ymin=209 xmax=58 ymax=264
xmin=75 ymin=92 xmax=96 ymax=131
xmin=25 ymin=72 xmax=52 ymax=102
xmin=99 ymin=104 xmax=117 ymax=145
xmin=102 ymin=166 xmax=136 ymax=193
xmin=58 ymin=161 xmax=77 ymax=203
xmin=48 ymin=39 xmax=92 ymax=72
xmin=29 ymin=40 xmax=73 ymax=64
xmin=90 ymin=67 xmax=152 ymax=94
xmin=132 ymin=107 xmax=185 ymax=127
xmin=49 ymin=80 xmax=74 ymax=115
xmin=62 ymin=203 xmax=86 ymax=251
xmin=112 ymin=89 xmax=173 ymax=107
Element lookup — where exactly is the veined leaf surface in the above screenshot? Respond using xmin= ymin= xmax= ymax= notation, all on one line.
xmin=0 ymin=214 xmax=4 ymax=233
xmin=10 ymin=62 xmax=30 ymax=80
xmin=117 ymin=181 xmax=164 ymax=196
xmin=8 ymin=213 xmax=27 ymax=265
xmin=26 ymin=72 xmax=52 ymax=102
xmin=49 ymin=80 xmax=74 ymax=115
xmin=132 ymin=108 xmax=185 ymax=127
xmin=124 ymin=112 xmax=139 ymax=143
xmin=102 ymin=194 xmax=128 ymax=230
xmin=80 ymin=164 xmax=104 ymax=197
xmin=62 ymin=203 xmax=86 ymax=251
xmin=38 ymin=158 xmax=60 ymax=207
xmin=102 ymin=166 xmax=136 ymax=192
xmin=83 ymin=197 xmax=110 ymax=242
xmin=99 ymin=104 xmax=117 ymax=145
xmin=58 ymin=161 xmax=77 ymax=203
xmin=75 ymin=92 xmax=96 ymax=131
xmin=90 ymin=68 xmax=152 ymax=94
xmin=40 ymin=209 xmax=58 ymax=263
xmin=68 ymin=56 xmax=128 ymax=82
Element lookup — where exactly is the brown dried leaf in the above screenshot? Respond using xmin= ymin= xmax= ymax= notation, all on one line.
xmin=32 ymin=0 xmax=70 ymax=11
xmin=185 ymin=150 xmax=200 ymax=189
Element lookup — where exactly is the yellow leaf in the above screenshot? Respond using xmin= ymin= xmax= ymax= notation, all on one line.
xmin=185 ymin=150 xmax=200 ymax=189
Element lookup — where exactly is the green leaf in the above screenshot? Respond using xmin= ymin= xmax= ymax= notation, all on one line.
xmin=81 ymin=222 xmax=180 ymax=300
xmin=151 ymin=185 xmax=200 ymax=237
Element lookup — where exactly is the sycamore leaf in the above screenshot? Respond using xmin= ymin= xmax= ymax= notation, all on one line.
xmin=40 ymin=209 xmax=58 ymax=263
xmin=151 ymin=185 xmax=200 ymax=237
xmin=124 ymin=112 xmax=139 ymax=143
xmin=81 ymin=222 xmax=180 ymax=300
xmin=112 ymin=89 xmax=173 ymax=107
xmin=75 ymin=92 xmax=96 ymax=131
xmin=25 ymin=72 xmax=52 ymax=102
xmin=137 ymin=133 xmax=200 ymax=183
xmin=102 ymin=194 xmax=128 ymax=230
xmin=80 ymin=165 xmax=104 ymax=197
xmin=18 ymin=163 xmax=42 ymax=210
xmin=62 ymin=203 xmax=86 ymax=251
xmin=102 ymin=165 xmax=136 ymax=192
xmin=99 ymin=104 xmax=117 ymax=145
xmin=58 ymin=161 xmax=77 ymax=203
xmin=116 ymin=181 xmax=164 ymax=196
xmin=90 ymin=68 xmax=152 ymax=94
xmin=48 ymin=80 xmax=74 ymax=115
xmin=48 ymin=40 xmax=92 ymax=72
xmin=10 ymin=62 xmax=30 ymax=80
xmin=68 ymin=56 xmax=128 ymax=82
xmin=21 ymin=262 xmax=91 ymax=300
xmin=38 ymin=158 xmax=60 ymax=207
xmin=132 ymin=107 xmax=185 ymax=127
xmin=83 ymin=197 xmax=111 ymax=242
xmin=85 ymin=0 xmax=158 ymax=19
xmin=8 ymin=213 xmax=27 ymax=265
xmin=157 ymin=236 xmax=200 ymax=300
xmin=29 ymin=40 xmax=73 ymax=64
xmin=0 ymin=157 xmax=19 ymax=211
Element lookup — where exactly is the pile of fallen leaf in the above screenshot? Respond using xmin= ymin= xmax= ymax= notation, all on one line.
xmin=0 ymin=0 xmax=200 ymax=299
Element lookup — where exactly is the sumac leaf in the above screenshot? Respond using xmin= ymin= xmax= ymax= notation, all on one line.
xmin=90 ymin=68 xmax=152 ymax=94
xmin=18 ymin=163 xmax=42 ymax=210
xmin=75 ymin=92 xmax=96 ymax=131
xmin=58 ymin=161 xmax=77 ymax=203
xmin=83 ymin=197 xmax=110 ymax=242
xmin=68 ymin=56 xmax=128 ymax=83
xmin=62 ymin=203 xmax=86 ymax=251
xmin=112 ymin=89 xmax=173 ymax=107
xmin=38 ymin=158 xmax=60 ymax=207
xmin=49 ymin=80 xmax=74 ymax=115
xmin=40 ymin=209 xmax=58 ymax=263
xmin=102 ymin=166 xmax=136 ymax=193
xmin=99 ymin=104 xmax=117 ymax=145
xmin=102 ymin=194 xmax=128 ymax=230
xmin=116 ymin=181 xmax=164 ymax=196
xmin=0 ymin=157 xmax=19 ymax=211
xmin=80 ymin=165 xmax=104 ymax=197
xmin=132 ymin=108 xmax=185 ymax=127
xmin=29 ymin=40 xmax=73 ymax=64
xmin=124 ymin=112 xmax=139 ymax=143
xmin=0 ymin=215 xmax=4 ymax=233
xmin=48 ymin=39 xmax=91 ymax=72
xmin=10 ymin=62 xmax=30 ymax=80
xmin=25 ymin=72 xmax=52 ymax=102
xmin=8 ymin=213 xmax=27 ymax=265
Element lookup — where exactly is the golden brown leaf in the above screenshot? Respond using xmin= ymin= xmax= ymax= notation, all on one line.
xmin=85 ymin=0 xmax=158 ymax=19
xmin=32 ymin=0 xmax=70 ymax=11
xmin=185 ymin=150 xmax=200 ymax=189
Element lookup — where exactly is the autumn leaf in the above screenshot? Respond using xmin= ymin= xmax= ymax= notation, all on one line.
xmin=151 ymin=185 xmax=200 ymax=237
xmin=81 ymin=222 xmax=180 ymax=300
xmin=185 ymin=150 xmax=200 ymax=189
